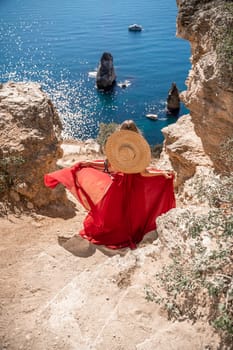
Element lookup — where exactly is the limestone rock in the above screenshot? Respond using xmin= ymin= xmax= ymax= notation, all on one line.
xmin=156 ymin=206 xmax=214 ymax=258
xmin=166 ymin=82 xmax=180 ymax=116
xmin=176 ymin=0 xmax=233 ymax=174
xmin=32 ymin=243 xmax=219 ymax=350
xmin=57 ymin=139 xmax=101 ymax=167
xmin=96 ymin=52 xmax=116 ymax=90
xmin=0 ymin=81 xmax=67 ymax=208
xmin=161 ymin=115 xmax=213 ymax=187
xmin=178 ymin=166 xmax=218 ymax=206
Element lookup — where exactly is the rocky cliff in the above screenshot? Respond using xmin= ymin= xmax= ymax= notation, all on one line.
xmin=161 ymin=115 xmax=213 ymax=187
xmin=156 ymin=3 xmax=233 ymax=345
xmin=175 ymin=0 xmax=233 ymax=174
xmin=0 ymin=82 xmax=67 ymax=211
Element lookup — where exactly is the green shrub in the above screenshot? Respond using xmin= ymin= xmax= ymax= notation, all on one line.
xmin=96 ymin=122 xmax=119 ymax=152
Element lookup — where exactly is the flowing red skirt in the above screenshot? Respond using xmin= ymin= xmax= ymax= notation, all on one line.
xmin=44 ymin=162 xmax=175 ymax=249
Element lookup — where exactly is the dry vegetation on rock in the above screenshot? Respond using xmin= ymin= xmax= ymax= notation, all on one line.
xmin=146 ymin=171 xmax=233 ymax=347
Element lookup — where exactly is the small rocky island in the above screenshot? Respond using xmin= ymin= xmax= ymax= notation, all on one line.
xmin=166 ymin=82 xmax=180 ymax=116
xmin=96 ymin=52 xmax=116 ymax=91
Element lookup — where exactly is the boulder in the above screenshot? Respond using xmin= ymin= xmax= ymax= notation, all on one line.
xmin=0 ymin=81 xmax=67 ymax=208
xmin=166 ymin=82 xmax=180 ymax=116
xmin=161 ymin=115 xmax=213 ymax=187
xmin=96 ymin=52 xmax=116 ymax=90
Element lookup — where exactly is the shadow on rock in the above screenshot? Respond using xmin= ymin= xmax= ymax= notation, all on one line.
xmin=39 ymin=201 xmax=77 ymax=219
xmin=94 ymin=244 xmax=129 ymax=257
xmin=58 ymin=234 xmax=129 ymax=258
xmin=57 ymin=230 xmax=158 ymax=259
xmin=58 ymin=234 xmax=96 ymax=258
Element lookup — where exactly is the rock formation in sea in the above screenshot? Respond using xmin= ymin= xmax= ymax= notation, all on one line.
xmin=0 ymin=82 xmax=67 ymax=210
xmin=176 ymin=0 xmax=233 ymax=174
xmin=166 ymin=82 xmax=180 ymax=116
xmin=96 ymin=52 xmax=116 ymax=90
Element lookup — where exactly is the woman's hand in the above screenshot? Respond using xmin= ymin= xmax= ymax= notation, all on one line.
xmin=162 ymin=171 xmax=174 ymax=179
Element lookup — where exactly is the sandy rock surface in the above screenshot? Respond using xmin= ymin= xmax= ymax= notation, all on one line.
xmin=0 ymin=212 xmax=219 ymax=350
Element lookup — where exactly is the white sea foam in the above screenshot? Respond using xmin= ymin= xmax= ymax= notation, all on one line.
xmin=88 ymin=71 xmax=97 ymax=78
xmin=117 ymin=80 xmax=131 ymax=88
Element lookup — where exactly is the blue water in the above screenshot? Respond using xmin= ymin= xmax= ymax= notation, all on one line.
xmin=0 ymin=0 xmax=190 ymax=145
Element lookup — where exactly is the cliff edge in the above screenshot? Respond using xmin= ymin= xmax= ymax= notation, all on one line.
xmin=176 ymin=0 xmax=233 ymax=174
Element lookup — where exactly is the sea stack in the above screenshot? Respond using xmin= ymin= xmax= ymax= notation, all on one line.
xmin=96 ymin=52 xmax=116 ymax=91
xmin=166 ymin=82 xmax=180 ymax=116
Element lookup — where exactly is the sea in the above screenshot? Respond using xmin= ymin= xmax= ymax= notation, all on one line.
xmin=0 ymin=0 xmax=191 ymax=145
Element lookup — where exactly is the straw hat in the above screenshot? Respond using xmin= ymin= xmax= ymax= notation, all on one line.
xmin=105 ymin=130 xmax=151 ymax=173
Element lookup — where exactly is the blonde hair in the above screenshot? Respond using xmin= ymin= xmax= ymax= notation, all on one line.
xmin=103 ymin=120 xmax=141 ymax=154
xmin=119 ymin=120 xmax=140 ymax=133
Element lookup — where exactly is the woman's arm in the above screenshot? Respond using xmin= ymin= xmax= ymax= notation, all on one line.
xmin=78 ymin=161 xmax=174 ymax=178
xmin=141 ymin=168 xmax=175 ymax=179
xmin=79 ymin=159 xmax=115 ymax=174
xmin=79 ymin=159 xmax=105 ymax=170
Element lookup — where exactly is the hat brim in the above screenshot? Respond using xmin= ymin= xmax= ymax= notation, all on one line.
xmin=105 ymin=130 xmax=151 ymax=173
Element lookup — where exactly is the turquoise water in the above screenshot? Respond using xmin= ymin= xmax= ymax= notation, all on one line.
xmin=0 ymin=0 xmax=190 ymax=145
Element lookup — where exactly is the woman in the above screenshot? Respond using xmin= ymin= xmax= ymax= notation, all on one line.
xmin=44 ymin=120 xmax=175 ymax=250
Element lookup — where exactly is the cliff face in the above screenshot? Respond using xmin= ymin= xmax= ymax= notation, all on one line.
xmin=0 ymin=82 xmax=67 ymax=210
xmin=176 ymin=0 xmax=233 ymax=174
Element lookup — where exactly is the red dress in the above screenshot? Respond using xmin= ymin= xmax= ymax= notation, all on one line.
xmin=44 ymin=162 xmax=175 ymax=249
